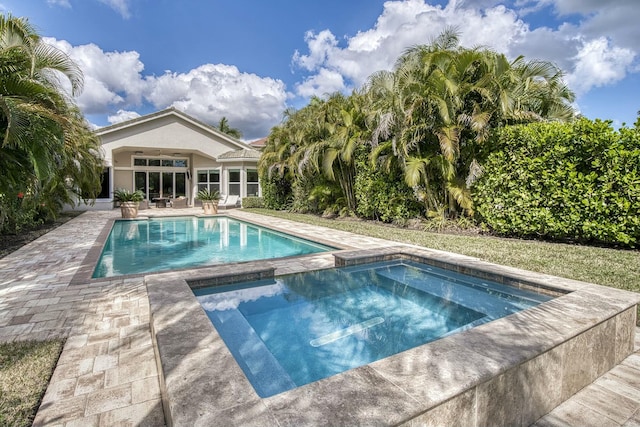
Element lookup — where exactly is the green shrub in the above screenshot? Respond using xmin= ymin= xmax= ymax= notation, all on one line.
xmin=113 ymin=188 xmax=145 ymax=202
xmin=473 ymin=118 xmax=640 ymax=247
xmin=242 ymin=197 xmax=264 ymax=208
xmin=354 ymin=157 xmax=422 ymax=223
xmin=0 ymin=192 xmax=44 ymax=235
xmin=260 ymin=175 xmax=292 ymax=210
xmin=195 ymin=188 xmax=221 ymax=201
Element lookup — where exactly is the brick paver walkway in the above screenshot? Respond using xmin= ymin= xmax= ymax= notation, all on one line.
xmin=0 ymin=209 xmax=638 ymax=426
xmin=0 ymin=211 xmax=164 ymax=426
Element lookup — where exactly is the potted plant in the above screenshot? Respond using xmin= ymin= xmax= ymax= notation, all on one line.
xmin=114 ymin=188 xmax=145 ymax=218
xmin=196 ymin=189 xmax=221 ymax=214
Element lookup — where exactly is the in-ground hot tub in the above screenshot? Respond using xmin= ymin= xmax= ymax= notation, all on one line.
xmin=146 ymin=246 xmax=639 ymax=426
xmin=194 ymin=259 xmax=557 ymax=398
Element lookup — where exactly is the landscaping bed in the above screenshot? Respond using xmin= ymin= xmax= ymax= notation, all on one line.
xmin=0 ymin=211 xmax=84 ymax=259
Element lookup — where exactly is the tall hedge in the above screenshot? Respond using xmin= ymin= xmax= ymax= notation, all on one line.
xmin=354 ymin=156 xmax=422 ymax=223
xmin=473 ymin=118 xmax=640 ymax=247
xmin=260 ymin=175 xmax=292 ymax=210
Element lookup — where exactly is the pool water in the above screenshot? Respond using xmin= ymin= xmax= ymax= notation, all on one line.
xmin=92 ymin=217 xmax=333 ymax=278
xmin=195 ymin=260 xmax=554 ymax=398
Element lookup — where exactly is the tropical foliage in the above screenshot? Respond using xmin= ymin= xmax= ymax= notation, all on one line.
xmin=196 ymin=188 xmax=221 ymax=201
xmin=113 ymin=188 xmax=144 ymax=203
xmin=0 ymin=14 xmax=103 ymax=233
xmin=259 ymin=29 xmax=575 ymax=224
xmin=473 ymin=118 xmax=640 ymax=247
xmin=216 ymin=116 xmax=242 ymax=138
xmin=365 ymin=29 xmax=574 ymax=217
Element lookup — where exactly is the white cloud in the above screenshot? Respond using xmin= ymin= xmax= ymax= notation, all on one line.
xmin=42 ymin=37 xmax=287 ymax=139
xmin=292 ymin=0 xmax=532 ymax=96
xmin=293 ymin=30 xmax=339 ymax=72
xmin=146 ymin=64 xmax=288 ymax=139
xmin=44 ymin=37 xmax=146 ymax=114
xmin=107 ymin=109 xmax=141 ymax=125
xmin=47 ymin=0 xmax=71 ymax=8
xmin=291 ymin=0 xmax=639 ymax=99
xmin=295 ymin=68 xmax=346 ymax=97
xmin=565 ymin=37 xmax=635 ymax=95
xmin=98 ymin=0 xmax=131 ymax=19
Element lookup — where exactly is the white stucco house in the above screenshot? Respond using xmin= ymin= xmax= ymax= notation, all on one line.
xmin=87 ymin=107 xmax=262 ymax=210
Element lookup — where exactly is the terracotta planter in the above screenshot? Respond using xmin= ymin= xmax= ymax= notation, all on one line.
xmin=120 ymin=201 xmax=139 ymax=218
xmin=202 ymin=201 xmax=218 ymax=215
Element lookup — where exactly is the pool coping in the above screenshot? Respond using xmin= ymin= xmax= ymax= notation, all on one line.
xmin=146 ymin=245 xmax=640 ymax=426
xmin=70 ymin=213 xmax=351 ymax=286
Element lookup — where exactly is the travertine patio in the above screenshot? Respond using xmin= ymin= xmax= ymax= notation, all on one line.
xmin=0 ymin=209 xmax=638 ymax=426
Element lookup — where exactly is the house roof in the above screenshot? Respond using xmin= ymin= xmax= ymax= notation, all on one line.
xmin=95 ymin=107 xmax=253 ymax=152
xmin=249 ymin=137 xmax=268 ymax=149
xmin=217 ymin=148 xmax=262 ymax=161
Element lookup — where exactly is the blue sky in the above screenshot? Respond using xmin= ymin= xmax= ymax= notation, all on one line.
xmin=2 ymin=0 xmax=639 ymax=140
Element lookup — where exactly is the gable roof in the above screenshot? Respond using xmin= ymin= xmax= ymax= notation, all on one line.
xmin=95 ymin=107 xmax=253 ymax=151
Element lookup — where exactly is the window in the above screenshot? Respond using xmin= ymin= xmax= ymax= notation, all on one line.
xmin=198 ymin=169 xmax=220 ymax=193
xmin=228 ymin=170 xmax=240 ymax=196
xmin=246 ymin=169 xmax=259 ymax=196
xmin=134 ymin=157 xmax=188 ymax=168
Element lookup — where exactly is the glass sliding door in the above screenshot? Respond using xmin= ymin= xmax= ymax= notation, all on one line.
xmin=135 ymin=171 xmax=147 ymax=198
xmin=162 ymin=172 xmax=173 ymax=198
xmin=175 ymin=173 xmax=186 ymax=198
xmin=149 ymin=172 xmax=160 ymax=200
xmin=132 ymin=156 xmax=189 ymax=202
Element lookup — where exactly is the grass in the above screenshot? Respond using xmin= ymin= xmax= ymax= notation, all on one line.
xmin=250 ymin=209 xmax=640 ymax=296
xmin=0 ymin=340 xmax=64 ymax=427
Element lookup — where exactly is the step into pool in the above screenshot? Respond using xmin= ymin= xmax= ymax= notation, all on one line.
xmin=93 ymin=216 xmax=334 ymax=278
xmin=194 ymin=259 xmax=555 ymax=397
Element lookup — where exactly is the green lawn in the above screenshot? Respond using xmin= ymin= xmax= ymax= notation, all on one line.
xmin=0 ymin=340 xmax=64 ymax=427
xmin=250 ymin=209 xmax=640 ymax=296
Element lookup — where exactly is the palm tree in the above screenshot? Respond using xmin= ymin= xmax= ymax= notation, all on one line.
xmin=300 ymin=92 xmax=366 ymax=211
xmin=364 ymin=29 xmax=575 ymax=217
xmin=0 ymin=14 xmax=102 ymax=229
xmin=216 ymin=116 xmax=242 ymax=138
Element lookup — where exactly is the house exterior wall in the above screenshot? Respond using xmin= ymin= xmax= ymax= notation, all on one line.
xmin=79 ymin=109 xmax=261 ymax=210
xmin=114 ymin=169 xmax=131 ymax=190
xmin=99 ymin=115 xmax=243 ymax=164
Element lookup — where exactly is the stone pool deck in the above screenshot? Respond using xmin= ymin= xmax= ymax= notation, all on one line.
xmin=0 ymin=208 xmax=638 ymax=426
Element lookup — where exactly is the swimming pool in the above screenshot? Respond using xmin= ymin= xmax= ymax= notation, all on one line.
xmin=194 ymin=259 xmax=554 ymax=397
xmin=92 ymin=216 xmax=334 ymax=278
